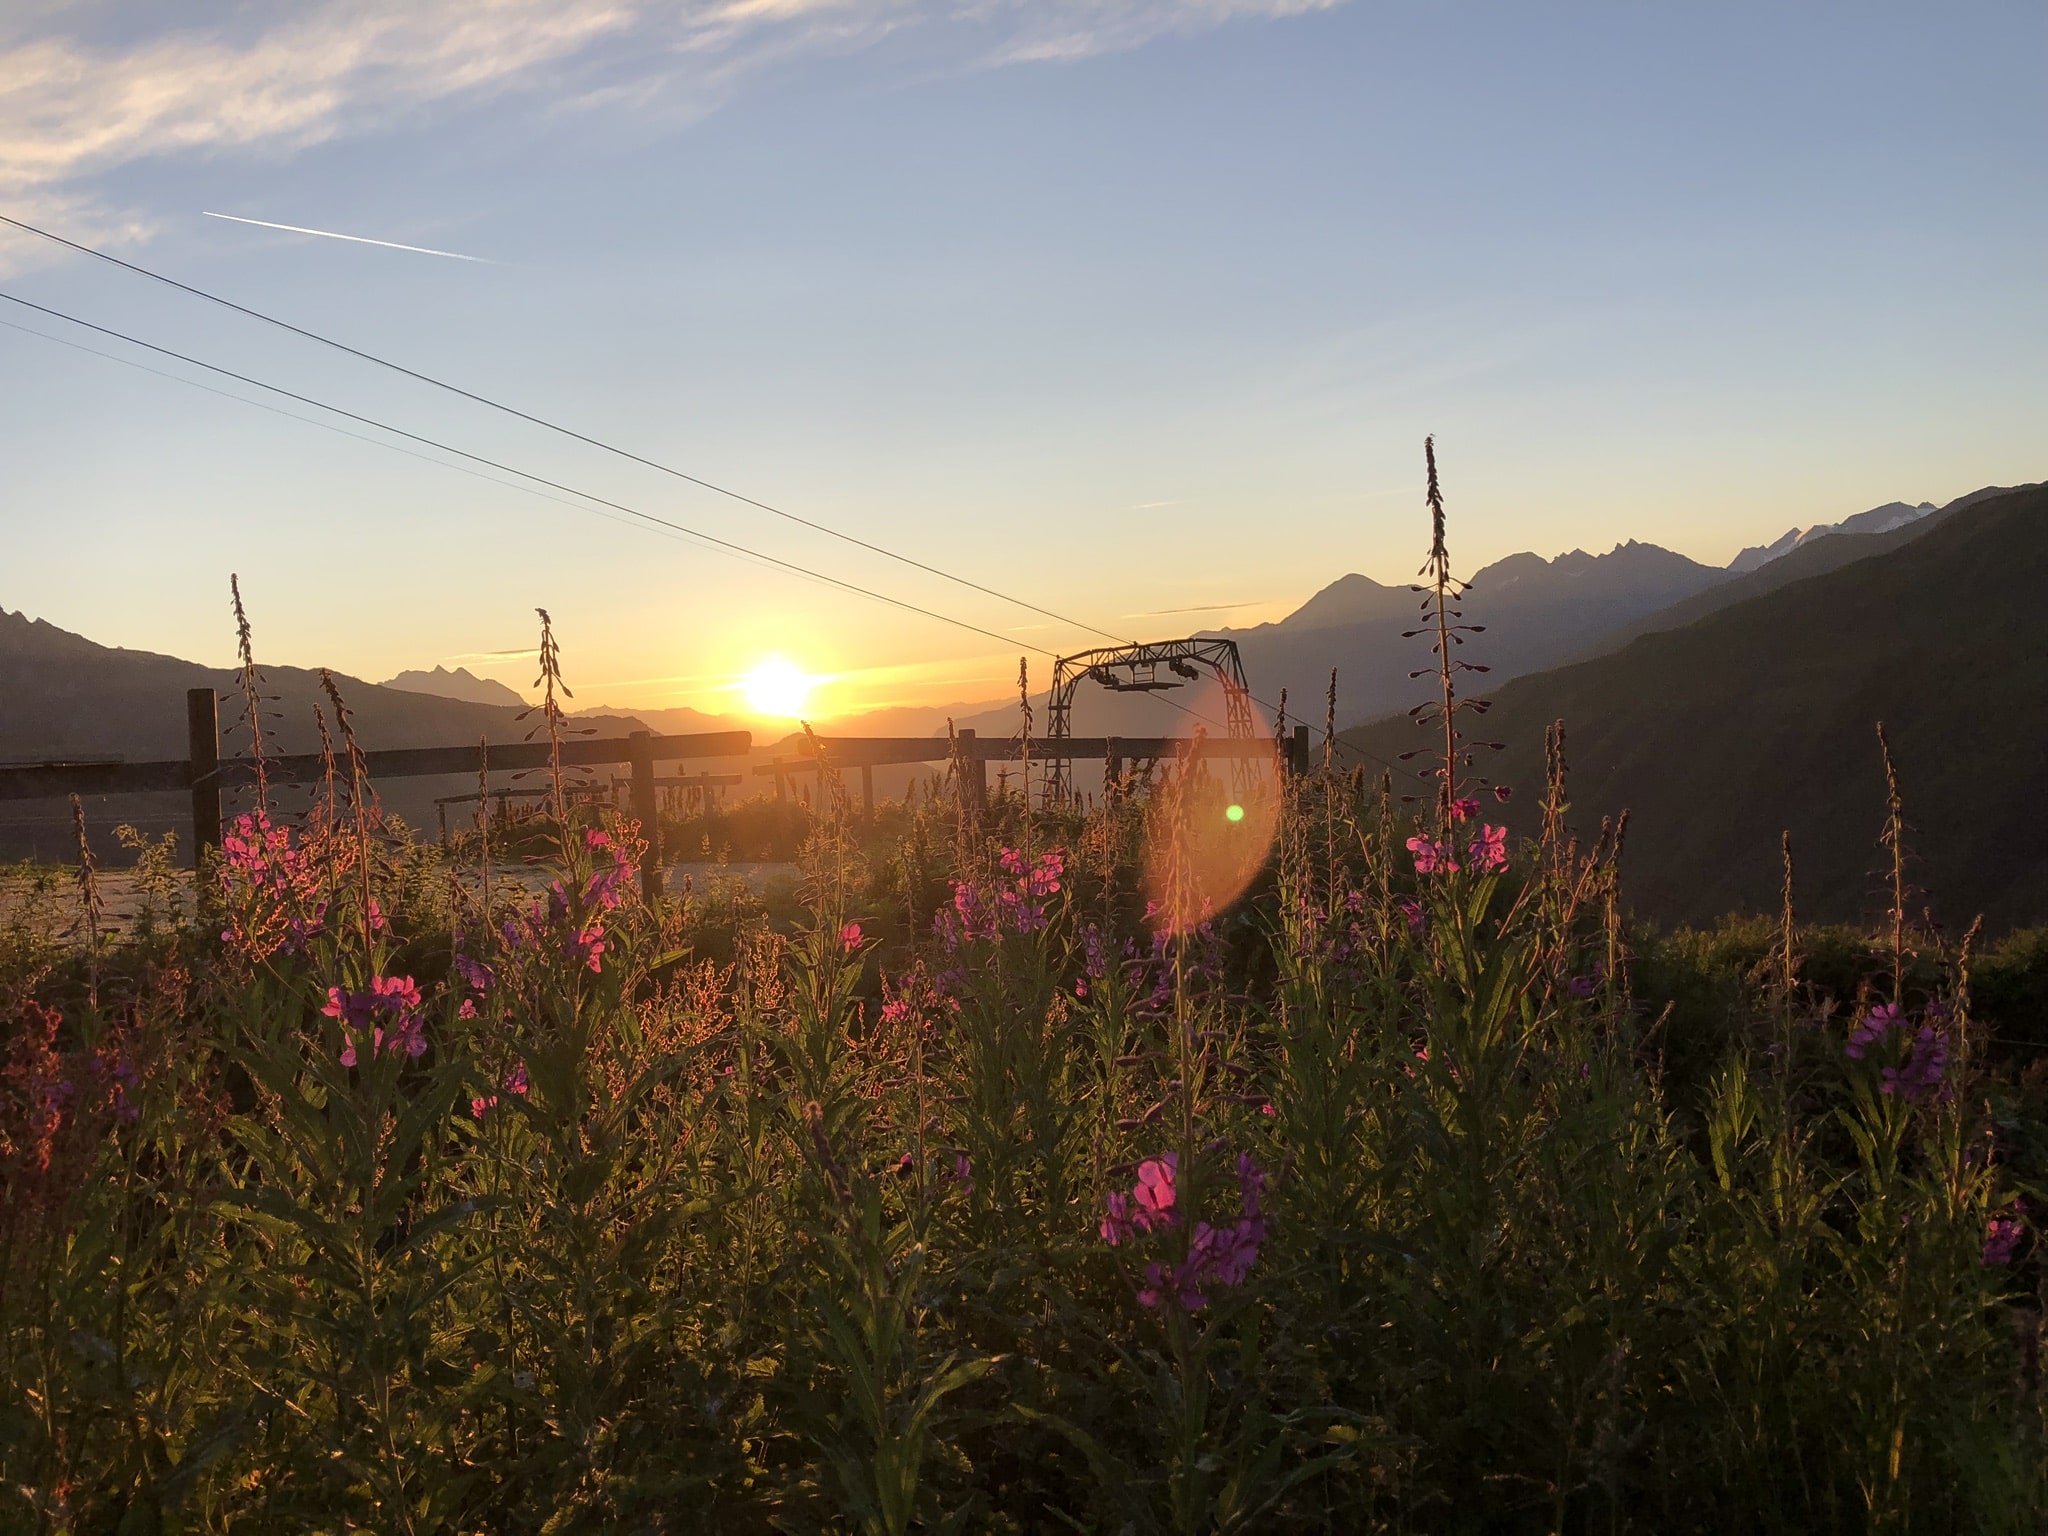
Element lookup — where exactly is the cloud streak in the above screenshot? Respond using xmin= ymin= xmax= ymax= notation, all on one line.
xmin=0 ymin=1 xmax=1344 ymax=268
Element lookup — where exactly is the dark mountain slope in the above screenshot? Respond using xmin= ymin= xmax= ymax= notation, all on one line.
xmin=1340 ymin=484 xmax=2048 ymax=931
xmin=0 ymin=609 xmax=648 ymax=858
xmin=0 ymin=608 xmax=596 ymax=762
xmin=1601 ymin=484 xmax=2036 ymax=653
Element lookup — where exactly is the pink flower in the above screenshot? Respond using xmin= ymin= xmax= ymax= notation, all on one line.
xmin=568 ymin=926 xmax=606 ymax=973
xmin=328 ymin=974 xmax=425 ymax=1064
xmin=369 ymin=974 xmax=423 ymax=1014
xmin=1396 ymin=897 xmax=1425 ymax=938
xmin=1493 ymin=784 xmax=1513 ymax=803
xmin=1469 ymin=823 xmax=1508 ymax=873
xmin=1450 ymin=797 xmax=1480 ymax=824
xmin=504 ymin=1062 xmax=530 ymax=1096
xmin=1406 ymin=835 xmax=1459 ymax=875
xmin=840 ymin=921 xmax=863 ymax=953
xmin=1134 ymin=1154 xmax=1179 ymax=1226
xmin=471 ymin=1094 xmax=498 ymax=1119
xmin=458 ymin=998 xmax=479 ymax=1020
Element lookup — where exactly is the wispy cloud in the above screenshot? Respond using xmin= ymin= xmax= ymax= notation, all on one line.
xmin=1124 ymin=599 xmax=1267 ymax=616
xmin=0 ymin=2 xmax=1345 ymax=269
xmin=982 ymin=0 xmax=1343 ymax=67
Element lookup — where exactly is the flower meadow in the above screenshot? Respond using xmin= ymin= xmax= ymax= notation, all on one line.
xmin=6 ymin=741 xmax=2048 ymax=1535
xmin=6 ymin=488 xmax=2048 ymax=1531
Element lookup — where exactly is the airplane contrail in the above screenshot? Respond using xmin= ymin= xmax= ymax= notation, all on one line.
xmin=202 ymin=211 xmax=494 ymax=263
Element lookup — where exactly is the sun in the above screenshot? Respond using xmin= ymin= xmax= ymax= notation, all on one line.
xmin=741 ymin=657 xmax=815 ymax=718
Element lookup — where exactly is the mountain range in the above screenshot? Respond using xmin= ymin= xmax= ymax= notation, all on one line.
xmin=381 ymin=665 xmax=529 ymax=709
xmin=1341 ymin=482 xmax=2048 ymax=931
xmin=1725 ymin=499 xmax=1940 ymax=573
xmin=7 ymin=482 xmax=2040 ymax=904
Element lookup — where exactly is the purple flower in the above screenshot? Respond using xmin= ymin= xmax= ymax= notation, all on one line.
xmin=1847 ymin=1002 xmax=1903 ymax=1060
xmin=1101 ymin=1190 xmax=1137 ymax=1246
xmin=1137 ymin=1261 xmax=1177 ymax=1310
xmin=1984 ymin=1212 xmax=2025 ymax=1267
xmin=325 ymin=974 xmax=426 ymax=1065
xmin=1110 ymin=1151 xmax=1267 ymax=1309
xmin=1881 ymin=1025 xmax=1950 ymax=1102
xmin=1396 ymin=898 xmax=1425 ymax=939
xmin=1079 ymin=923 xmax=1110 ymax=980
xmin=1450 ymin=797 xmax=1480 ymax=824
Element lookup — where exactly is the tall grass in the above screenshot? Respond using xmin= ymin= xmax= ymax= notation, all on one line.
xmin=4 ymin=534 xmax=2046 ymax=1532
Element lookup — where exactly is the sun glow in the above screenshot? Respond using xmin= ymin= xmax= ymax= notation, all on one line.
xmin=741 ymin=657 xmax=816 ymax=718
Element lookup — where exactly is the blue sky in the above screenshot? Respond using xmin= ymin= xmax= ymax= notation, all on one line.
xmin=1 ymin=0 xmax=2042 ymax=720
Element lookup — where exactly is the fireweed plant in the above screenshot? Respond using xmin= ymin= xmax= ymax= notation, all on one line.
xmin=6 ymin=464 xmax=2048 ymax=1531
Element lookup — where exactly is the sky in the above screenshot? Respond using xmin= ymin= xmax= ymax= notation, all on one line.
xmin=1 ymin=0 xmax=2043 ymax=724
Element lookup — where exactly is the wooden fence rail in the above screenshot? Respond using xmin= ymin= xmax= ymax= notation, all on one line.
xmin=0 ymin=689 xmax=1311 ymax=900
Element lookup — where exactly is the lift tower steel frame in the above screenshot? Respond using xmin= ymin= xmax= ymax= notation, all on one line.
xmin=1044 ymin=637 xmax=1259 ymax=802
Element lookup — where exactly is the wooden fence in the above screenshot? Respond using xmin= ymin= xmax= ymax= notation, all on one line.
xmin=0 ymin=689 xmax=1311 ymax=901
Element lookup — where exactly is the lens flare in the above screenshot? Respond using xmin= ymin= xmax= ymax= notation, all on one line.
xmin=1141 ymin=748 xmax=1280 ymax=932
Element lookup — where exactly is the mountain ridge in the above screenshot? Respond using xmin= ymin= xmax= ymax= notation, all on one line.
xmin=1340 ymin=482 xmax=2048 ymax=930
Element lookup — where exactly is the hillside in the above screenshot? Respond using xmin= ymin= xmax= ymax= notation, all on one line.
xmin=1604 ymin=483 xmax=2036 ymax=652
xmin=0 ymin=609 xmax=622 ymax=763
xmin=1341 ymin=483 xmax=2048 ymax=930
xmin=0 ymin=609 xmax=650 ymax=858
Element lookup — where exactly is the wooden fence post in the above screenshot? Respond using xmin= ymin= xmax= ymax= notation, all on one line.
xmin=860 ymin=762 xmax=875 ymax=820
xmin=187 ymin=687 xmax=221 ymax=861
xmin=956 ymin=729 xmax=986 ymax=816
xmin=1288 ymin=724 xmax=1311 ymax=777
xmin=629 ymin=731 xmax=660 ymax=904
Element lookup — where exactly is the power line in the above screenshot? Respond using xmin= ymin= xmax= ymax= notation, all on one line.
xmin=0 ymin=211 xmax=1133 ymax=649
xmin=0 ymin=287 xmax=1065 ymax=659
xmin=0 ymin=316 xmax=933 ymax=600
xmin=0 ymin=242 xmax=1421 ymax=782
xmin=1 ymin=290 xmax=1420 ymax=783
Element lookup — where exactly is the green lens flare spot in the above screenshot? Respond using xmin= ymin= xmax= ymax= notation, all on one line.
xmin=1225 ymin=803 xmax=1246 ymax=823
